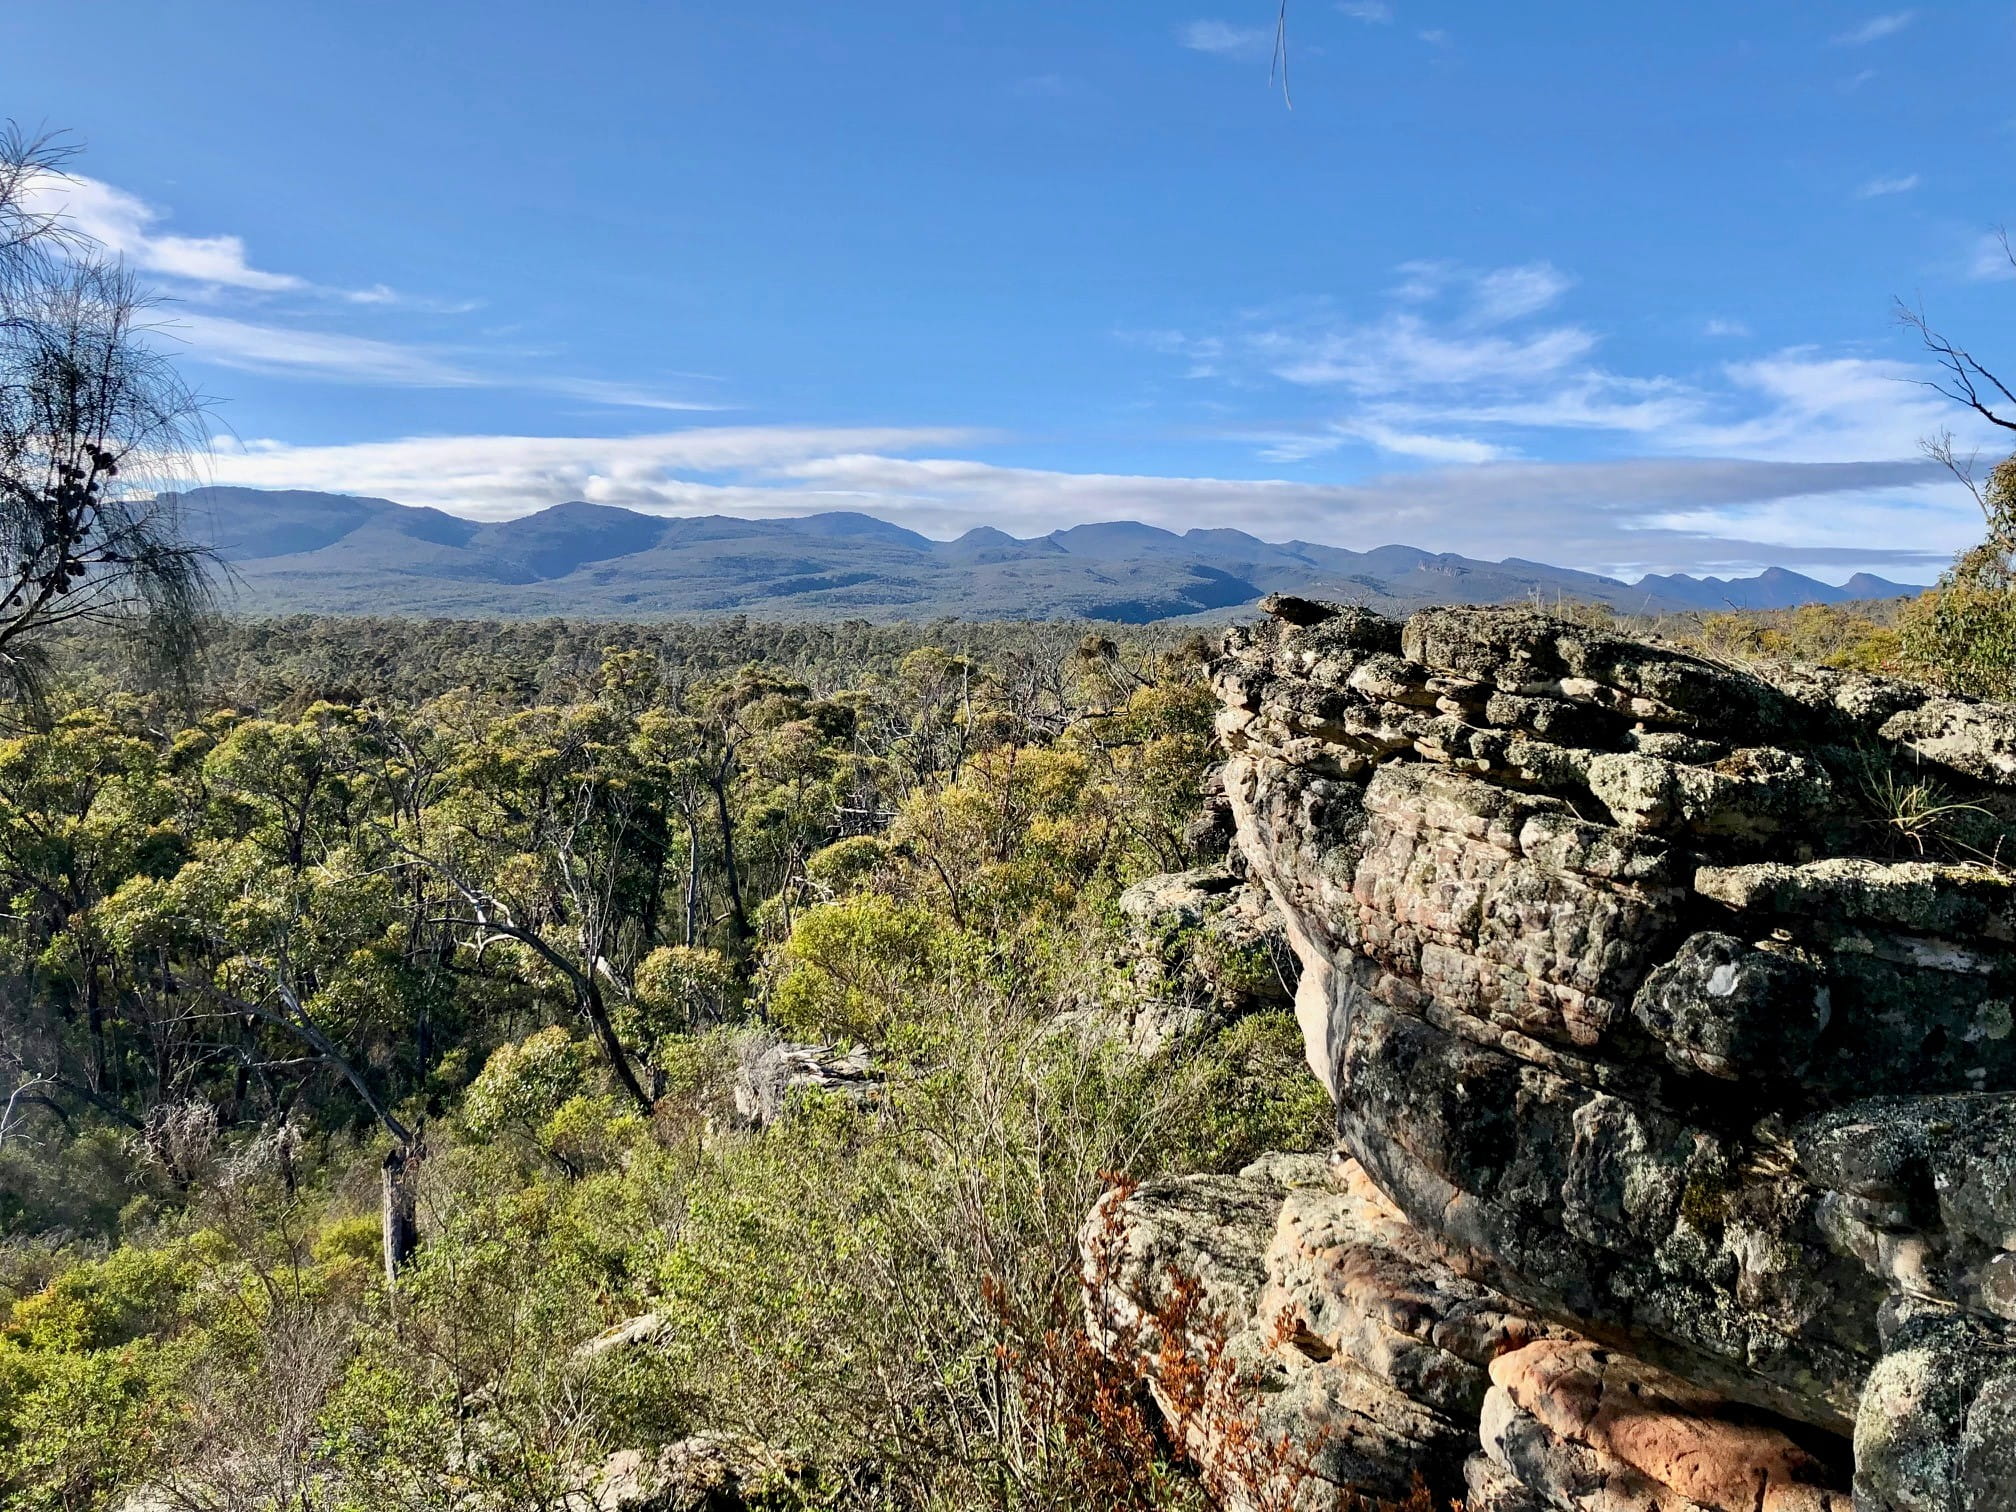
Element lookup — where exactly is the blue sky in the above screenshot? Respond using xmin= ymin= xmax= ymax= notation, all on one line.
xmin=6 ymin=1 xmax=2015 ymax=581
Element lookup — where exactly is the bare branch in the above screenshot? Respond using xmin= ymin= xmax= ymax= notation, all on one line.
xmin=0 ymin=1068 xmax=50 ymax=1148
xmin=1897 ymin=296 xmax=2016 ymax=432
xmin=1922 ymin=429 xmax=1988 ymax=519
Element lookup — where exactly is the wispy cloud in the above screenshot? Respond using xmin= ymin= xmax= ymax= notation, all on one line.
xmin=1969 ymin=231 xmax=2016 ymax=281
xmin=1832 ymin=11 xmax=1915 ymax=46
xmin=1469 ymin=262 xmax=1575 ymax=324
xmin=1702 ymin=318 xmax=1751 ymax=339
xmin=1330 ymin=421 xmax=1510 ymax=464
xmin=1418 ymin=29 xmax=1451 ymax=46
xmin=1856 ymin=173 xmax=1920 ymax=198
xmin=1155 ymin=262 xmax=1590 ymax=400
xmin=167 ymin=313 xmax=476 ymax=386
xmin=1143 ymin=256 xmax=1979 ymax=473
xmin=1336 ymin=2 xmax=1393 ymax=21
xmin=19 ymin=170 xmax=720 ymax=412
xmin=24 ymin=172 xmax=307 ymax=293
xmin=159 ymin=312 xmax=726 ymax=410
xmin=1178 ymin=20 xmax=1273 ymax=57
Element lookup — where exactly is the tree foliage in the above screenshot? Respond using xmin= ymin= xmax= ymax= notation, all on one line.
xmin=0 ymin=129 xmax=214 ymax=707
xmin=0 ymin=615 xmax=1326 ymax=1511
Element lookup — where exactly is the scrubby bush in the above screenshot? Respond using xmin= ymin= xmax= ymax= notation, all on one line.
xmin=1896 ymin=455 xmax=2016 ymax=697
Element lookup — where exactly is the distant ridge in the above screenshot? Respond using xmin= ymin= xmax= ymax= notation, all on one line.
xmin=1631 ymin=564 xmax=1920 ymax=611
xmin=174 ymin=487 xmax=1929 ymax=624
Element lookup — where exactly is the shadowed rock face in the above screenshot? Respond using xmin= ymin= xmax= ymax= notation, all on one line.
xmin=1087 ymin=603 xmax=2016 ymax=1512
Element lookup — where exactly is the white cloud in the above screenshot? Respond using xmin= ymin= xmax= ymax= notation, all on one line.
xmin=21 ymin=173 xmax=489 ymax=316
xmin=1334 ymin=421 xmax=1511 ymax=464
xmin=1418 ymin=28 xmax=1451 ymax=45
xmin=1968 ymin=231 xmax=2016 ymax=281
xmin=1702 ymin=318 xmax=1751 ymax=339
xmin=1663 ymin=352 xmax=1957 ymax=463
xmin=1178 ymin=20 xmax=1273 ymax=56
xmin=1468 ymin=262 xmax=1574 ymax=324
xmin=25 ymin=167 xmax=728 ymax=412
xmin=167 ymin=313 xmax=476 ymax=386
xmin=1336 ymin=1 xmax=1392 ymax=20
xmin=201 ymin=427 xmax=980 ymax=520
xmin=1147 ymin=258 xmax=1993 ymax=476
xmin=1856 ymin=173 xmax=1920 ymax=198
xmin=774 ymin=453 xmax=1960 ymax=578
xmin=1179 ymin=263 xmax=1590 ymax=394
xmin=1368 ymin=378 xmax=1700 ymax=438
xmin=22 ymin=172 xmax=305 ymax=292
xmin=190 ymin=427 xmax=1962 ymax=580
xmin=1832 ymin=11 xmax=1914 ymax=45
xmin=1250 ymin=316 xmax=1596 ymax=390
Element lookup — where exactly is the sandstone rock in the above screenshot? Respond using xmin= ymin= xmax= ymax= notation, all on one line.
xmin=1483 ymin=1339 xmax=1850 ymax=1512
xmin=731 ymin=1037 xmax=879 ymax=1127
xmin=1115 ymin=866 xmax=1298 ymax=1052
xmin=1466 ymin=1451 xmax=1549 ymax=1512
xmin=1084 ymin=1156 xmax=1476 ymax=1505
xmin=1090 ymin=604 xmax=2016 ymax=1511
xmin=574 ymin=1312 xmax=669 ymax=1362
xmin=1851 ymin=1313 xmax=2016 ymax=1512
xmin=589 ymin=1433 xmax=767 ymax=1511
xmin=1086 ymin=1156 xmax=1860 ymax=1512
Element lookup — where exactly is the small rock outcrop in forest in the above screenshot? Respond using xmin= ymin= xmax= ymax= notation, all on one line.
xmin=1086 ymin=600 xmax=2016 ymax=1511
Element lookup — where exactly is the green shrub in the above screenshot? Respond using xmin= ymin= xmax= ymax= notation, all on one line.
xmin=463 ymin=1027 xmax=595 ymax=1143
xmin=1898 ymin=578 xmax=2016 ymax=698
xmin=769 ymin=895 xmax=951 ymax=1041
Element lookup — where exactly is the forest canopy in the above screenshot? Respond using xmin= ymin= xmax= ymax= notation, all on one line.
xmin=0 ymin=612 xmax=1329 ymax=1512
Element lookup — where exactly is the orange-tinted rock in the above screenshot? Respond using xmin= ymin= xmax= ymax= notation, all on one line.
xmin=1485 ymin=1340 xmax=1850 ymax=1512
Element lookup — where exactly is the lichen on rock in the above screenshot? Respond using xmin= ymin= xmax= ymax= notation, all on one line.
xmin=1086 ymin=602 xmax=2016 ymax=1512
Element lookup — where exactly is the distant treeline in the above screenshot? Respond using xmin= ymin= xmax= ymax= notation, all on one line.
xmin=50 ymin=614 xmax=1215 ymax=712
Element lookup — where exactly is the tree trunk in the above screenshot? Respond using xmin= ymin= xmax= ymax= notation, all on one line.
xmin=711 ymin=750 xmax=752 ymax=946
xmin=683 ymin=807 xmax=702 ymax=947
xmin=381 ymin=1137 xmax=423 ymax=1291
xmin=580 ymin=976 xmax=655 ymax=1114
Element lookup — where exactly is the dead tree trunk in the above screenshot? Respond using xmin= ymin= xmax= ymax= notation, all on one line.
xmin=381 ymin=1133 xmax=423 ymax=1291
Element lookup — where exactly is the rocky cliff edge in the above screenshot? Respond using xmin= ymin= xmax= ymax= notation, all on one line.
xmin=1086 ymin=601 xmax=2016 ymax=1511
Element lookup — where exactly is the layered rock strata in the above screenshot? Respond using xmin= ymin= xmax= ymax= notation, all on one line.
xmin=1089 ymin=602 xmax=2016 ymax=1511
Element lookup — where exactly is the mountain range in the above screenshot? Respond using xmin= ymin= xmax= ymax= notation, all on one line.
xmin=174 ymin=486 xmax=1925 ymax=623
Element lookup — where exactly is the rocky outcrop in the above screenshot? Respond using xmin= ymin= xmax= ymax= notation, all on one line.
xmin=1087 ymin=603 xmax=2016 ymax=1511
xmin=729 ymin=1037 xmax=880 ymax=1128
xmin=589 ymin=1433 xmax=781 ymax=1511
xmin=1115 ymin=865 xmax=1298 ymax=1053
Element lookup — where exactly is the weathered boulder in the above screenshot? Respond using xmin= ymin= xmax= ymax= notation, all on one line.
xmin=589 ymin=1433 xmax=773 ymax=1511
xmin=1089 ymin=603 xmax=2016 ymax=1511
xmin=1092 ymin=1157 xmax=1856 ymax=1512
xmin=729 ymin=1036 xmax=879 ymax=1128
xmin=1084 ymin=1155 xmax=1479 ymax=1506
xmin=1115 ymin=865 xmax=1298 ymax=1052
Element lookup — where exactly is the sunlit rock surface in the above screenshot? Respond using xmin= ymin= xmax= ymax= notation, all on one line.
xmin=1087 ymin=602 xmax=2016 ymax=1511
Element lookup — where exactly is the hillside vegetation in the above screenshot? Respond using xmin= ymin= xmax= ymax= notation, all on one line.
xmin=0 ymin=617 xmax=1332 ymax=1512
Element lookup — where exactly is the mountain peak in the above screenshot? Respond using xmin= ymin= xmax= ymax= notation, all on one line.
xmin=176 ymin=486 xmax=1938 ymax=622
